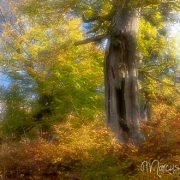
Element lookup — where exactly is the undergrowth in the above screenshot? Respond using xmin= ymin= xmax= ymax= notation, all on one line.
xmin=0 ymin=103 xmax=179 ymax=180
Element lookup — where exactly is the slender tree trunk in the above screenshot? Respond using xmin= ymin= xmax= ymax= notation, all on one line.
xmin=105 ymin=6 xmax=144 ymax=145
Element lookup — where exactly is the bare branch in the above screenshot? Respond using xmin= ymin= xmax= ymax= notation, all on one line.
xmin=0 ymin=8 xmax=6 ymax=23
xmin=74 ymin=34 xmax=108 ymax=46
xmin=82 ymin=14 xmax=111 ymax=23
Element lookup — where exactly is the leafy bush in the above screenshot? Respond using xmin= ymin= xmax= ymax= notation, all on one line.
xmin=0 ymin=103 xmax=179 ymax=179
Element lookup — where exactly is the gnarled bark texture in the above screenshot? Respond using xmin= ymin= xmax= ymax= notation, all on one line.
xmin=105 ymin=7 xmax=144 ymax=145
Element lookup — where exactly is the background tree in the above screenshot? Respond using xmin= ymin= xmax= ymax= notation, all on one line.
xmin=137 ymin=7 xmax=180 ymax=120
xmin=0 ymin=14 xmax=104 ymax=137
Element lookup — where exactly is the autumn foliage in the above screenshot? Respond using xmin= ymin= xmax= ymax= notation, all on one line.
xmin=0 ymin=101 xmax=179 ymax=179
xmin=0 ymin=0 xmax=180 ymax=179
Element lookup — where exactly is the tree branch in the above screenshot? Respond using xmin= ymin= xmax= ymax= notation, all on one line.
xmin=74 ymin=34 xmax=108 ymax=46
xmin=0 ymin=8 xmax=6 ymax=23
xmin=142 ymin=71 xmax=180 ymax=95
xmin=82 ymin=14 xmax=112 ymax=23
xmin=82 ymin=15 xmax=99 ymax=23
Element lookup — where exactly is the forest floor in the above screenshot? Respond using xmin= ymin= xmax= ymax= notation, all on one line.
xmin=0 ymin=102 xmax=180 ymax=180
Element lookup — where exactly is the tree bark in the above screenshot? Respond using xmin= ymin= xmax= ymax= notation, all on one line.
xmin=105 ymin=6 xmax=144 ymax=145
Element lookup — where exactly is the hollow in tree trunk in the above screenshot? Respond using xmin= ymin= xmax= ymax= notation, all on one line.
xmin=105 ymin=7 xmax=144 ymax=145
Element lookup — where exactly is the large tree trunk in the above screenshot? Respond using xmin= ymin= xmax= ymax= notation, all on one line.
xmin=105 ymin=6 xmax=144 ymax=145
